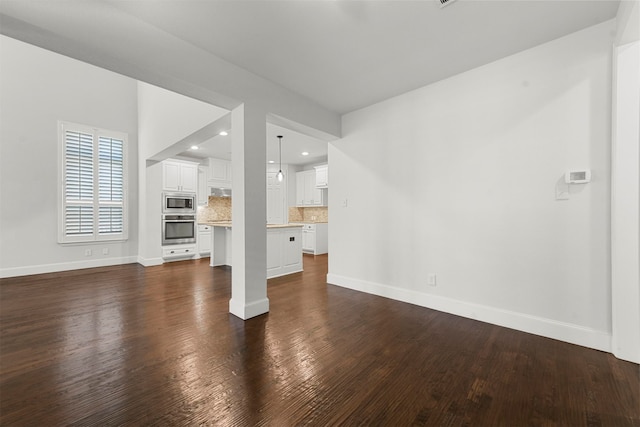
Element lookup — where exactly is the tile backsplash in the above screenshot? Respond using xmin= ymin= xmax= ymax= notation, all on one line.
xmin=198 ymin=197 xmax=232 ymax=222
xmin=199 ymin=197 xmax=328 ymax=223
xmin=288 ymin=206 xmax=328 ymax=223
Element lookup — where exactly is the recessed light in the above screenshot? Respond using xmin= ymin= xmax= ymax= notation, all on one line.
xmin=219 ymin=131 xmax=228 ymax=136
xmin=301 ymin=152 xmax=309 ymax=156
xmin=268 ymin=160 xmax=275 ymax=164
xmin=190 ymin=145 xmax=199 ymax=150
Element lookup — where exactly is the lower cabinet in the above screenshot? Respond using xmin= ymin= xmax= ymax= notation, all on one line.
xmin=210 ymin=226 xmax=232 ymax=267
xmin=301 ymin=223 xmax=328 ymax=255
xmin=162 ymin=245 xmax=196 ymax=260
xmin=198 ymin=225 xmax=211 ymax=255
xmin=209 ymin=225 xmax=303 ymax=278
xmin=302 ymin=227 xmax=315 ymax=252
xmin=267 ymin=227 xmax=302 ymax=278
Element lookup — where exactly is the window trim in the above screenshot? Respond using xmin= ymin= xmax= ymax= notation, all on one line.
xmin=58 ymin=121 xmax=128 ymax=244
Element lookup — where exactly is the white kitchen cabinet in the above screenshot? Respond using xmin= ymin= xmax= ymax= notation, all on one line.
xmin=267 ymin=172 xmax=285 ymax=224
xmin=314 ymin=164 xmax=328 ymax=188
xmin=208 ymin=158 xmax=232 ymax=189
xmin=163 ymin=161 xmax=180 ymax=191
xmin=266 ymin=231 xmax=282 ymax=273
xmin=302 ymin=225 xmax=315 ymax=252
xmin=295 ymin=170 xmax=326 ymax=207
xmin=163 ymin=159 xmax=198 ymax=192
xmin=162 ymin=245 xmax=196 ymax=260
xmin=296 ymin=172 xmax=306 ymax=206
xmin=305 ymin=175 xmax=326 ymax=206
xmin=301 ymin=223 xmax=328 ymax=255
xmin=198 ymin=165 xmax=208 ymax=205
xmin=198 ymin=224 xmax=211 ymax=255
xmin=282 ymin=230 xmax=302 ymax=268
xmin=266 ymin=227 xmax=303 ymax=278
xmin=209 ymin=226 xmax=232 ymax=267
xmin=209 ymin=225 xmax=302 ymax=278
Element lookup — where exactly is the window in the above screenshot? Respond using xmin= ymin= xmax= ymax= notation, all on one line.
xmin=59 ymin=121 xmax=128 ymax=243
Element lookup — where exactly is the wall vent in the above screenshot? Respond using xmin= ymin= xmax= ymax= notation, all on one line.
xmin=438 ymin=0 xmax=457 ymax=8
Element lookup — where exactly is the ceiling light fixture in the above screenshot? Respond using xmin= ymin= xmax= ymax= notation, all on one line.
xmin=276 ymin=135 xmax=284 ymax=182
xmin=301 ymin=151 xmax=309 ymax=156
xmin=190 ymin=145 xmax=199 ymax=150
xmin=219 ymin=131 xmax=228 ymax=136
xmin=268 ymin=160 xmax=275 ymax=164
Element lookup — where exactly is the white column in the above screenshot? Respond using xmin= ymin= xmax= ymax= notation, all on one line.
xmin=229 ymin=102 xmax=268 ymax=320
xmin=611 ymin=41 xmax=640 ymax=363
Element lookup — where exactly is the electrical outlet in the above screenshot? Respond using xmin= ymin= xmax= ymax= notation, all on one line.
xmin=427 ymin=274 xmax=437 ymax=287
xmin=84 ymin=249 xmax=92 ymax=257
xmin=102 ymin=248 xmax=109 ymax=255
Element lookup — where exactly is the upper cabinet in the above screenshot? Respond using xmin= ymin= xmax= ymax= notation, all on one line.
xmin=162 ymin=159 xmax=198 ymax=192
xmin=314 ymin=165 xmax=328 ymax=188
xmin=296 ymin=170 xmax=326 ymax=207
xmin=208 ymin=158 xmax=232 ymax=189
xmin=197 ymin=165 xmax=208 ymax=205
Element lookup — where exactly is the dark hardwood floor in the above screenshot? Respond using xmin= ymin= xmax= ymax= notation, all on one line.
xmin=1 ymin=255 xmax=638 ymax=426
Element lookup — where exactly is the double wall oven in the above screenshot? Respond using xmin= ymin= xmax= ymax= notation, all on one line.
xmin=162 ymin=192 xmax=196 ymax=245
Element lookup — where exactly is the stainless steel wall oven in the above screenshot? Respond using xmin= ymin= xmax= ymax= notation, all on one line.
xmin=162 ymin=214 xmax=196 ymax=245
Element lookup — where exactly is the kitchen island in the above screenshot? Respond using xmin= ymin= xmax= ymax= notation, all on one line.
xmin=200 ymin=222 xmax=304 ymax=279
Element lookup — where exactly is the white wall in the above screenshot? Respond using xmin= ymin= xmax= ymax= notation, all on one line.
xmin=136 ymin=82 xmax=228 ymax=265
xmin=0 ymin=35 xmax=139 ymax=277
xmin=137 ymin=82 xmax=228 ymax=161
xmin=611 ymin=0 xmax=640 ymax=363
xmin=328 ymin=21 xmax=615 ymax=352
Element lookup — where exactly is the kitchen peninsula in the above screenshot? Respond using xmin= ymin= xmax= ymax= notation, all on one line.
xmin=200 ymin=221 xmax=304 ymax=279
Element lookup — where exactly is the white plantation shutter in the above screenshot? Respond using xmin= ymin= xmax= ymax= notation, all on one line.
xmin=98 ymin=136 xmax=124 ymax=235
xmin=59 ymin=122 xmax=127 ymax=243
xmin=65 ymin=206 xmax=94 ymax=235
xmin=64 ymin=130 xmax=94 ymax=237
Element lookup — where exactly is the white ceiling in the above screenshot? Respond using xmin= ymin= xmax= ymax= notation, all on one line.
xmin=178 ymin=123 xmax=329 ymax=165
xmin=110 ymin=0 xmax=620 ymax=114
xmin=0 ymin=0 xmax=620 ymax=165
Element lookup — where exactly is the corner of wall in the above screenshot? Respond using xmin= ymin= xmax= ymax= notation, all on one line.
xmin=616 ymin=0 xmax=640 ymax=45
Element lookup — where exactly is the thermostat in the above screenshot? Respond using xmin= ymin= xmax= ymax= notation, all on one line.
xmin=565 ymin=170 xmax=591 ymax=184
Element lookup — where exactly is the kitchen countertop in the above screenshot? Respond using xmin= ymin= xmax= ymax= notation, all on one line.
xmin=199 ymin=221 xmax=303 ymax=229
xmin=290 ymin=221 xmax=328 ymax=224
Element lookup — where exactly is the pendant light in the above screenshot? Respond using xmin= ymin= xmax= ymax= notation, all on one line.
xmin=276 ymin=135 xmax=284 ymax=182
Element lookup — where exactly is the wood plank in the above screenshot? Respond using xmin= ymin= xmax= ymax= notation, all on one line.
xmin=1 ymin=255 xmax=638 ymax=425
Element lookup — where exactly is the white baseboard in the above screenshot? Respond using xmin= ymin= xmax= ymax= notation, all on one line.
xmin=267 ymin=267 xmax=303 ymax=280
xmin=326 ymin=273 xmax=612 ymax=354
xmin=0 ymin=256 xmax=139 ymax=278
xmin=229 ymin=297 xmax=270 ymax=320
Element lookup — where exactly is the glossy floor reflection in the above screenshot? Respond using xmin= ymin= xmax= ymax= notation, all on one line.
xmin=1 ymin=255 xmax=638 ymax=425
